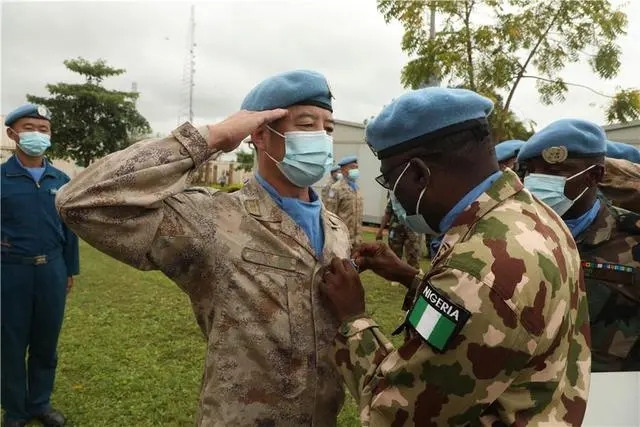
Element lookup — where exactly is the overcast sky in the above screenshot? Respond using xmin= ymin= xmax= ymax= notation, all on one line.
xmin=2 ymin=0 xmax=639 ymax=157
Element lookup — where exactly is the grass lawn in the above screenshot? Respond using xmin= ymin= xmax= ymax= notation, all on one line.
xmin=37 ymin=232 xmax=429 ymax=426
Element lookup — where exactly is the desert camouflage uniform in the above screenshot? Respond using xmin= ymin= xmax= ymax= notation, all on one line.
xmin=598 ymin=157 xmax=640 ymax=213
xmin=325 ymin=179 xmax=363 ymax=246
xmin=384 ymin=199 xmax=420 ymax=269
xmin=321 ymin=178 xmax=336 ymax=206
xmin=331 ymin=170 xmax=591 ymax=426
xmin=575 ymin=200 xmax=640 ymax=372
xmin=56 ymin=123 xmax=351 ymax=427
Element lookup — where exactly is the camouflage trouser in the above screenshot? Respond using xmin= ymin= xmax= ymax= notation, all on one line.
xmin=388 ymin=225 xmax=420 ymax=269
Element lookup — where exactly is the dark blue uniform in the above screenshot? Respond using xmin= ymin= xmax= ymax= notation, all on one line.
xmin=1 ymin=155 xmax=79 ymax=423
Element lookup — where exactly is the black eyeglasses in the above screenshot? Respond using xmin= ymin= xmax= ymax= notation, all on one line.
xmin=375 ymin=174 xmax=391 ymax=189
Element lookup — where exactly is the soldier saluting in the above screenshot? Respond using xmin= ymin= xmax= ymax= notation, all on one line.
xmin=56 ymin=70 xmax=351 ymax=426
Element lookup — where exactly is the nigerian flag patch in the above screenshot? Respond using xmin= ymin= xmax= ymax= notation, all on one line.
xmin=408 ymin=282 xmax=471 ymax=352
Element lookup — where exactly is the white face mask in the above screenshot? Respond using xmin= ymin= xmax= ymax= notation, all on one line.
xmin=389 ymin=163 xmax=440 ymax=236
xmin=523 ymin=165 xmax=596 ymax=216
xmin=265 ymin=127 xmax=333 ymax=188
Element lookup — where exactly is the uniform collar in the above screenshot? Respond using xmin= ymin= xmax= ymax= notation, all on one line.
xmin=432 ymin=169 xmax=524 ymax=263
xmin=238 ymin=176 xmax=342 ymax=260
xmin=574 ymin=201 xmax=616 ymax=246
xmin=6 ymin=154 xmax=56 ymax=179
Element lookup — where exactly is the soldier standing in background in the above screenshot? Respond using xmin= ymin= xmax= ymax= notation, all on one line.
xmin=321 ymin=164 xmax=342 ymax=204
xmin=1 ymin=104 xmax=80 ymax=427
xmin=325 ymin=155 xmax=364 ymax=246
xmin=376 ymin=192 xmax=421 ymax=273
xmin=518 ymin=119 xmax=640 ymax=372
xmin=494 ymin=139 xmax=524 ymax=171
xmin=601 ymin=140 xmax=640 ymax=212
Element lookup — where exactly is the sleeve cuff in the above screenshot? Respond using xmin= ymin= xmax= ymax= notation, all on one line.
xmin=171 ymin=122 xmax=219 ymax=169
xmin=338 ymin=314 xmax=379 ymax=337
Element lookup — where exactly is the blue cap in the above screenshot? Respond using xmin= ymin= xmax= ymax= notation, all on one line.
xmin=518 ymin=119 xmax=606 ymax=164
xmin=4 ymin=103 xmax=52 ymax=127
xmin=365 ymin=87 xmax=494 ymax=158
xmin=606 ymin=140 xmax=640 ymax=163
xmin=241 ymin=70 xmax=333 ymax=112
xmin=338 ymin=155 xmax=358 ymax=167
xmin=330 ymin=165 xmax=341 ymax=173
xmin=495 ymin=140 xmax=524 ymax=162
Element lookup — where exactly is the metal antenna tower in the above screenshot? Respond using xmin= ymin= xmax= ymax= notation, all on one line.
xmin=178 ymin=5 xmax=196 ymax=124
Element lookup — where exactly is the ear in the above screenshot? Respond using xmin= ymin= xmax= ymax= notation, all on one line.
xmin=250 ymin=126 xmax=268 ymax=151
xmin=6 ymin=127 xmax=18 ymax=143
xmin=589 ymin=164 xmax=605 ymax=185
xmin=410 ymin=158 xmax=431 ymax=187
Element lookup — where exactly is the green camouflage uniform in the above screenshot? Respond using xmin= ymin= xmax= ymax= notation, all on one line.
xmin=331 ymin=170 xmax=591 ymax=426
xmin=384 ymin=199 xmax=420 ymax=269
xmin=575 ymin=200 xmax=640 ymax=372
xmin=56 ymin=123 xmax=351 ymax=426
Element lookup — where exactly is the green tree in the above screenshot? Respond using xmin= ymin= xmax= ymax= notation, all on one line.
xmin=235 ymin=150 xmax=255 ymax=172
xmin=378 ymin=0 xmax=639 ymax=137
xmin=27 ymin=57 xmax=152 ymax=167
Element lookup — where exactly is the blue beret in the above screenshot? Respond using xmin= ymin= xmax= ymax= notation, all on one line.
xmin=4 ymin=103 xmax=51 ymax=127
xmin=518 ymin=119 xmax=606 ymax=163
xmin=241 ymin=70 xmax=333 ymax=112
xmin=495 ymin=140 xmax=524 ymax=162
xmin=606 ymin=140 xmax=640 ymax=163
xmin=338 ymin=155 xmax=358 ymax=167
xmin=330 ymin=165 xmax=341 ymax=173
xmin=365 ymin=87 xmax=494 ymax=158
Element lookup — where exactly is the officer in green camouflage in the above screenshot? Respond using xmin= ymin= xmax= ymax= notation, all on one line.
xmin=519 ymin=119 xmax=640 ymax=372
xmin=320 ymin=87 xmax=591 ymax=426
xmin=376 ymin=193 xmax=420 ymax=270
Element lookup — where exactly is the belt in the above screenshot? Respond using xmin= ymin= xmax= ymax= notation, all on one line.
xmin=1 ymin=250 xmax=63 ymax=265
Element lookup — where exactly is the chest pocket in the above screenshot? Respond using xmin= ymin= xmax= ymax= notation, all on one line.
xmin=241 ymin=247 xmax=299 ymax=273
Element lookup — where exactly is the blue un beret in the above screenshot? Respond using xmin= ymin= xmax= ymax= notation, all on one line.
xmin=241 ymin=70 xmax=333 ymax=112
xmin=4 ymin=103 xmax=52 ymax=127
xmin=495 ymin=140 xmax=524 ymax=162
xmin=518 ymin=119 xmax=606 ymax=164
xmin=606 ymin=140 xmax=640 ymax=163
xmin=366 ymin=87 xmax=494 ymax=158
xmin=338 ymin=155 xmax=358 ymax=167
xmin=330 ymin=165 xmax=341 ymax=173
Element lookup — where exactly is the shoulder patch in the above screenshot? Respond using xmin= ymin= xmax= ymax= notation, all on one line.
xmin=407 ymin=281 xmax=471 ymax=353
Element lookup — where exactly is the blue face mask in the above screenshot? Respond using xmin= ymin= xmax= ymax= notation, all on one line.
xmin=348 ymin=168 xmax=360 ymax=181
xmin=266 ymin=128 xmax=333 ymax=188
xmin=390 ymin=163 xmax=440 ymax=236
xmin=16 ymin=131 xmax=51 ymax=156
xmin=523 ymin=166 xmax=593 ymax=217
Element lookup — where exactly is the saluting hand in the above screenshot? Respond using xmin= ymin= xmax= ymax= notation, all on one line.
xmin=320 ymin=258 xmax=366 ymax=323
xmin=208 ymin=109 xmax=289 ymax=152
xmin=352 ymin=242 xmax=419 ymax=287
